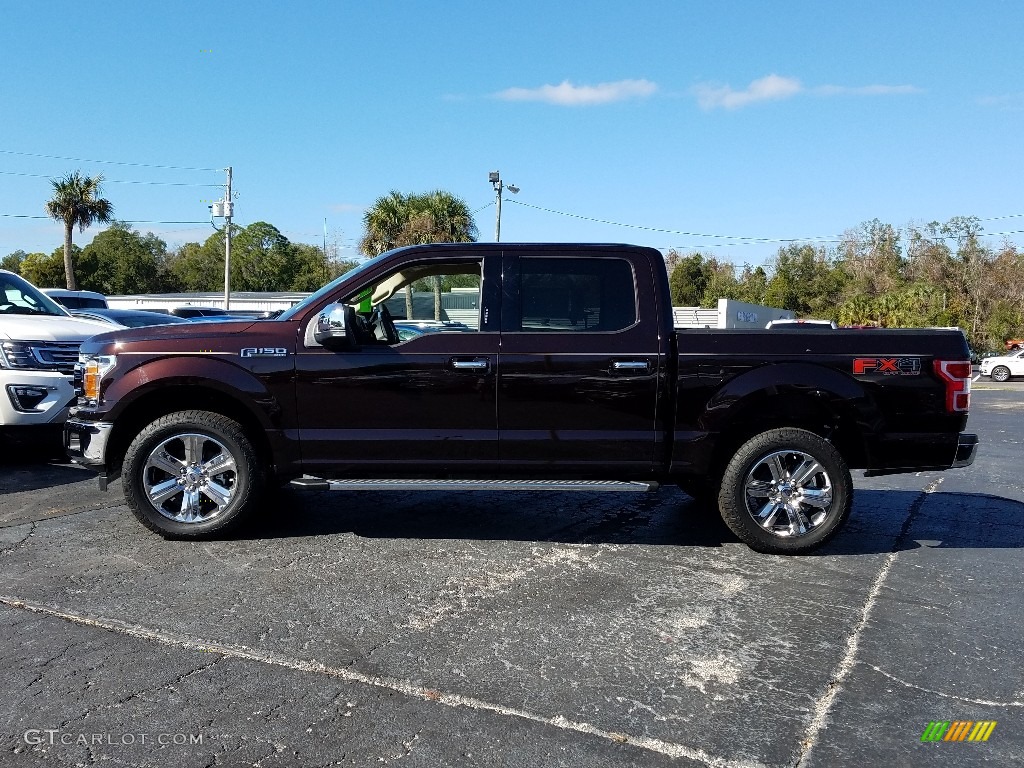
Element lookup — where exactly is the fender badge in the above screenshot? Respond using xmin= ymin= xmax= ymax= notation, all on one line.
xmin=240 ymin=347 xmax=288 ymax=358
xmin=853 ymin=357 xmax=921 ymax=375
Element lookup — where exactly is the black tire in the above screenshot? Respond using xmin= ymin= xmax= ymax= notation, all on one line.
xmin=718 ymin=428 xmax=852 ymax=554
xmin=991 ymin=366 xmax=1011 ymax=383
xmin=122 ymin=410 xmax=263 ymax=538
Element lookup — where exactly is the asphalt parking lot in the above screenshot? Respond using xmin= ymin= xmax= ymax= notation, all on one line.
xmin=1 ymin=384 xmax=1022 ymax=767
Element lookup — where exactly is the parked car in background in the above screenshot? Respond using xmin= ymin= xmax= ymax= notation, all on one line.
xmin=393 ymin=320 xmax=470 ymax=341
xmin=41 ymin=288 xmax=108 ymax=310
xmin=1005 ymin=338 xmax=1024 ymax=351
xmin=167 ymin=306 xmax=233 ymax=319
xmin=979 ymin=349 xmax=1024 ymax=382
xmin=70 ymin=308 xmax=191 ymax=328
xmin=1 ymin=271 xmax=112 ymax=449
xmin=765 ymin=318 xmax=838 ymax=330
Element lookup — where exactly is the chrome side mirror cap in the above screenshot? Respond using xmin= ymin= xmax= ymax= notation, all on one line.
xmin=313 ymin=303 xmax=359 ymax=349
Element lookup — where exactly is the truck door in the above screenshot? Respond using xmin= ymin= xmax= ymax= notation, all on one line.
xmin=293 ymin=253 xmax=501 ymax=475
xmin=497 ymin=249 xmax=665 ymax=476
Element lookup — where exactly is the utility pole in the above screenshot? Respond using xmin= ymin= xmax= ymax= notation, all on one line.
xmin=488 ymin=171 xmax=519 ymax=242
xmin=223 ymin=166 xmax=233 ymax=310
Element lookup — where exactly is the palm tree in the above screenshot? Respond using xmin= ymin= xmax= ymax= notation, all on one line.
xmin=359 ymin=191 xmax=411 ymax=257
xmin=359 ymin=189 xmax=477 ymax=319
xmin=413 ymin=191 xmax=477 ymax=319
xmin=45 ymin=171 xmax=114 ymax=290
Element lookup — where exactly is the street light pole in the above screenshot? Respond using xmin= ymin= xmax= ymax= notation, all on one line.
xmin=223 ymin=166 xmax=233 ymax=310
xmin=489 ymin=171 xmax=519 ymax=242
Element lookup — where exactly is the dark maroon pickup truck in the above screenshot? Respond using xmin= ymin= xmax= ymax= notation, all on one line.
xmin=65 ymin=243 xmax=977 ymax=553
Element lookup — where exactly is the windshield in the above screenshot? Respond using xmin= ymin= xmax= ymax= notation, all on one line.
xmin=278 ymin=254 xmax=386 ymax=321
xmin=0 ymin=273 xmax=71 ymax=317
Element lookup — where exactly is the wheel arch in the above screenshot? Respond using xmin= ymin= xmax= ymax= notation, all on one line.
xmin=105 ymin=385 xmax=275 ymax=480
xmin=694 ymin=363 xmax=878 ymax=480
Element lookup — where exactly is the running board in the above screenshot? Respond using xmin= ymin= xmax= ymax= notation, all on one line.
xmin=290 ymin=477 xmax=659 ymax=493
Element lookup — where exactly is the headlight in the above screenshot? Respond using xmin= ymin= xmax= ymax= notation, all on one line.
xmin=0 ymin=342 xmax=33 ymax=369
xmin=80 ymin=353 xmax=117 ymax=403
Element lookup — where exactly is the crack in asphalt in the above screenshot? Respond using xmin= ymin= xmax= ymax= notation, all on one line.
xmin=792 ymin=484 xmax=935 ymax=767
xmin=859 ymin=661 xmax=1024 ymax=707
xmin=0 ymin=594 xmax=768 ymax=768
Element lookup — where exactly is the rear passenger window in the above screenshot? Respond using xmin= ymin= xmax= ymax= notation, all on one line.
xmin=518 ymin=258 xmax=636 ymax=332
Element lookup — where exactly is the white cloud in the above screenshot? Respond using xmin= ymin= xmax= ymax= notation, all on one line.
xmin=693 ymin=75 xmax=923 ymax=110
xmin=693 ymin=74 xmax=803 ymax=110
xmin=978 ymin=93 xmax=1024 ymax=111
xmin=494 ymin=79 xmax=657 ymax=106
xmin=814 ymin=84 xmax=922 ymax=96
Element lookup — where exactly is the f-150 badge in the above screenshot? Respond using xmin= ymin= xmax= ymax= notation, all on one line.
xmin=240 ymin=347 xmax=288 ymax=358
xmin=853 ymin=357 xmax=921 ymax=375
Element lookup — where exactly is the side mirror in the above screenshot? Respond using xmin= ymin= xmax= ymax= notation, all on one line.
xmin=314 ymin=303 xmax=359 ymax=349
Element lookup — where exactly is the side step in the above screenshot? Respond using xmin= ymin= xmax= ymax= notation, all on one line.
xmin=290 ymin=477 xmax=659 ymax=493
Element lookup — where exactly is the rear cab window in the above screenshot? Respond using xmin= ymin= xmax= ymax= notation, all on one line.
xmin=514 ymin=257 xmax=637 ymax=333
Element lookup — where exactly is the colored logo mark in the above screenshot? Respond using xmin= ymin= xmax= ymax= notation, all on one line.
xmin=921 ymin=721 xmax=996 ymax=742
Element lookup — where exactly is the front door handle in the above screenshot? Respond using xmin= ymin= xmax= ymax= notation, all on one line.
xmin=451 ymin=357 xmax=490 ymax=371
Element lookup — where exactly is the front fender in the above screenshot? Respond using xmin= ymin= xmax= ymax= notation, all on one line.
xmin=102 ymin=355 xmax=284 ymax=428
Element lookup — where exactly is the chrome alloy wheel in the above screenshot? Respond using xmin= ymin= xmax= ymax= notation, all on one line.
xmin=142 ymin=432 xmax=238 ymax=523
xmin=743 ymin=449 xmax=834 ymax=538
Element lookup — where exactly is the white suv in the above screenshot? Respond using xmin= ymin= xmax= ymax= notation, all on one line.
xmin=0 ymin=271 xmax=112 ymax=444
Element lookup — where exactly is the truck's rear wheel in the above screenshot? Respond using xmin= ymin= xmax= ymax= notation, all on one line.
xmin=718 ymin=428 xmax=852 ymax=554
xmin=123 ymin=410 xmax=263 ymax=538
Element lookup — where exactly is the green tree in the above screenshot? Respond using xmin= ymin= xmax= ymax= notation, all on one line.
xmin=1 ymin=250 xmax=27 ymax=274
xmin=288 ymin=242 xmax=332 ymax=291
xmin=668 ymin=253 xmax=714 ymax=305
xmin=735 ymin=264 xmax=768 ymax=305
xmin=765 ymin=244 xmax=847 ymax=319
xmin=838 ymin=219 xmax=904 ymax=299
xmin=79 ymin=222 xmax=167 ymax=294
xmin=700 ymin=259 xmax=741 ymax=307
xmin=167 ymin=233 xmax=231 ymax=292
xmin=44 ymin=171 xmax=114 ymax=290
xmin=232 ymin=221 xmax=293 ymax=291
xmin=20 ymin=248 xmax=71 ymax=288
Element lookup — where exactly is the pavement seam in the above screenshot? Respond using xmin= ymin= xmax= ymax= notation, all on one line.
xmin=792 ymin=485 xmax=935 ymax=767
xmin=0 ymin=595 xmax=768 ymax=768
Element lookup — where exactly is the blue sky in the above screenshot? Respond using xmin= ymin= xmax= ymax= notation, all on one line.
xmin=1 ymin=1 xmax=1022 ymax=268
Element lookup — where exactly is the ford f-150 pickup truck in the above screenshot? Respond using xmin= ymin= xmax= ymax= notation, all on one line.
xmin=65 ymin=243 xmax=977 ymax=553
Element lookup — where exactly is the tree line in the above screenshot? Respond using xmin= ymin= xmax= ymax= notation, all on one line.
xmin=5 ymin=170 xmax=1021 ymax=351
xmin=1 ymin=220 xmax=358 ymax=295
xmin=665 ymin=217 xmax=1023 ymax=352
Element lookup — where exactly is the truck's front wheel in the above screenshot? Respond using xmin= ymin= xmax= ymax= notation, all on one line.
xmin=122 ymin=410 xmax=263 ymax=538
xmin=718 ymin=428 xmax=852 ymax=554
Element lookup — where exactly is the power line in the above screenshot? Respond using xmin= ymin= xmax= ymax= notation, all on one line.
xmin=0 ymin=169 xmax=221 ymax=187
xmin=507 ymin=198 xmax=1024 ymax=247
xmin=506 ymin=198 xmax=841 ymax=244
xmin=0 ymin=213 xmax=209 ymax=224
xmin=0 ymin=149 xmax=221 ymax=173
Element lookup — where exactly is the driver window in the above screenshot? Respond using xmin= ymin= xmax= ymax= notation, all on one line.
xmin=351 ymin=260 xmax=483 ymax=344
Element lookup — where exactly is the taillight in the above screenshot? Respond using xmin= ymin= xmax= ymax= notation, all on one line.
xmin=933 ymin=360 xmax=972 ymax=413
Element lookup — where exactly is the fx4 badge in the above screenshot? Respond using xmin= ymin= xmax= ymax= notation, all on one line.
xmin=240 ymin=347 xmax=288 ymax=358
xmin=853 ymin=357 xmax=921 ymax=375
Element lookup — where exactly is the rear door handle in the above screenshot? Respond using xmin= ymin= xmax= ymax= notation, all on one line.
xmin=451 ymin=357 xmax=490 ymax=371
xmin=612 ymin=360 xmax=650 ymax=372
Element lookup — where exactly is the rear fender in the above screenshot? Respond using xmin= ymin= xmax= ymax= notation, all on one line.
xmin=672 ymin=362 xmax=880 ymax=475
